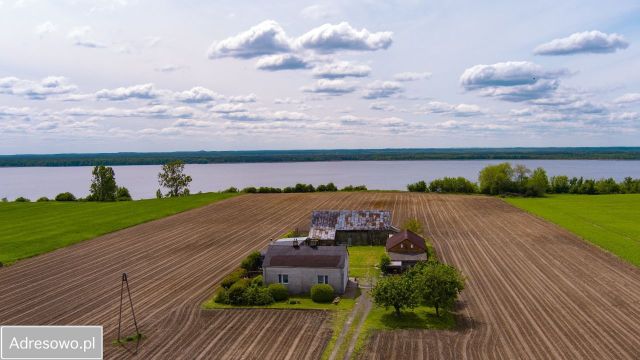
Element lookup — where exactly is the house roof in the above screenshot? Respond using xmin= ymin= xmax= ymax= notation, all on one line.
xmin=309 ymin=210 xmax=393 ymax=240
xmin=386 ymin=230 xmax=427 ymax=252
xmin=262 ymin=244 xmax=348 ymax=268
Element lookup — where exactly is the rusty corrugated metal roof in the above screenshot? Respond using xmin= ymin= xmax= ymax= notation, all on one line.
xmin=309 ymin=210 xmax=392 ymax=240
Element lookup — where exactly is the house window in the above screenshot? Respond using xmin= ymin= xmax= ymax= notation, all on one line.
xmin=278 ymin=274 xmax=289 ymax=284
xmin=410 ymin=244 xmax=414 ymax=249
xmin=400 ymin=244 xmax=404 ymax=249
xmin=318 ymin=275 xmax=329 ymax=284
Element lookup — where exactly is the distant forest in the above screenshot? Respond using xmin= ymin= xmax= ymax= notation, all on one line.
xmin=1 ymin=147 xmax=640 ymax=167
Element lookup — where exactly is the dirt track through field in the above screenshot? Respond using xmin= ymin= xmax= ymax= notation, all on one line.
xmin=2 ymin=193 xmax=640 ymax=359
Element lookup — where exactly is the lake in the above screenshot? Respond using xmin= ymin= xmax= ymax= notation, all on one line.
xmin=2 ymin=160 xmax=640 ymax=200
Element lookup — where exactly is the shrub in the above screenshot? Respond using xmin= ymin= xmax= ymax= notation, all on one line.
xmin=407 ymin=180 xmax=428 ymax=192
xmin=311 ymin=284 xmax=334 ymax=303
xmin=214 ymin=288 xmax=230 ymax=304
xmin=257 ymin=187 xmax=282 ymax=193
xmin=379 ymin=254 xmax=391 ymax=275
xmin=116 ymin=186 xmax=132 ymax=201
xmin=244 ymin=285 xmax=274 ymax=305
xmin=223 ymin=187 xmax=239 ymax=193
xmin=341 ymin=185 xmax=367 ymax=191
xmin=36 ymin=197 xmax=50 ymax=202
xmin=155 ymin=189 xmax=163 ymax=199
xmin=55 ymin=192 xmax=76 ymax=201
xmin=1 ymin=197 xmax=7 ymax=203
xmin=240 ymin=251 xmax=262 ymax=272
xmin=294 ymin=183 xmax=315 ymax=192
xmin=15 ymin=197 xmax=31 ymax=202
xmin=242 ymin=186 xmax=257 ymax=193
xmin=221 ymin=268 xmax=247 ymax=289
xmin=228 ymin=278 xmax=250 ymax=305
xmin=316 ymin=183 xmax=338 ymax=192
xmin=268 ymin=283 xmax=289 ymax=301
xmin=251 ymin=275 xmax=264 ymax=287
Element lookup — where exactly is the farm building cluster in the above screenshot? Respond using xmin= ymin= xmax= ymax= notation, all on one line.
xmin=262 ymin=210 xmax=428 ymax=294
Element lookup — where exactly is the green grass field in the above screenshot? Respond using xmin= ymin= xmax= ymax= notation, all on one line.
xmin=0 ymin=192 xmax=238 ymax=265
xmin=506 ymin=194 xmax=640 ymax=267
xmin=348 ymin=246 xmax=386 ymax=279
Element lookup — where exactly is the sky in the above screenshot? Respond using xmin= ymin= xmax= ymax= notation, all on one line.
xmin=1 ymin=0 xmax=639 ymax=154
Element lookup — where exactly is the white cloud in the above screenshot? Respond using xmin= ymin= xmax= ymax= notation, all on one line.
xmin=534 ymin=30 xmax=629 ymax=56
xmin=301 ymin=79 xmax=357 ymax=95
xmin=68 ymin=26 xmax=106 ymax=48
xmin=460 ymin=61 xmax=568 ymax=101
xmin=174 ymin=86 xmax=222 ymax=103
xmin=312 ymin=61 xmax=371 ymax=79
xmin=226 ymin=93 xmax=257 ymax=103
xmin=34 ymin=21 xmax=57 ymax=38
xmin=274 ymin=97 xmax=303 ymax=105
xmin=362 ymin=80 xmax=403 ymax=99
xmin=210 ymin=103 xmax=246 ymax=113
xmin=255 ymin=54 xmax=310 ymax=71
xmin=154 ymin=64 xmax=185 ymax=73
xmin=223 ymin=110 xmax=315 ymax=122
xmin=0 ymin=76 xmax=77 ymax=99
xmin=393 ymin=72 xmax=431 ymax=82
xmin=419 ymin=101 xmax=485 ymax=117
xmin=207 ymin=20 xmax=291 ymax=59
xmin=295 ymin=22 xmax=392 ymax=52
xmin=614 ymin=93 xmax=640 ymax=104
xmin=300 ymin=4 xmax=334 ymax=20
xmin=369 ymin=101 xmax=397 ymax=111
xmin=95 ymin=83 xmax=158 ymax=101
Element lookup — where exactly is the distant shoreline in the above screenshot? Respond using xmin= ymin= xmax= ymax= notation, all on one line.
xmin=1 ymin=147 xmax=640 ymax=167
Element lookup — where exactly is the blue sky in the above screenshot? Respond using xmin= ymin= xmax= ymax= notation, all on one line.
xmin=1 ymin=0 xmax=639 ymax=154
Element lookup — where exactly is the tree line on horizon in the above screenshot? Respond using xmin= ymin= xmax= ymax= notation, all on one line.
xmin=407 ymin=162 xmax=640 ymax=197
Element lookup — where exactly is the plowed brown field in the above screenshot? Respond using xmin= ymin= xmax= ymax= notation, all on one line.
xmin=1 ymin=193 xmax=639 ymax=359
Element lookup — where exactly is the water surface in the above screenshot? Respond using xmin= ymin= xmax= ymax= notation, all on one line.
xmin=1 ymin=160 xmax=639 ymax=200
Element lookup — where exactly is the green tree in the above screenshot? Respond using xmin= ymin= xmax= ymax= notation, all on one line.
xmin=550 ymin=175 xmax=570 ymax=193
xmin=513 ymin=164 xmax=531 ymax=193
xmin=415 ymin=262 xmax=465 ymax=316
xmin=89 ymin=165 xmax=117 ymax=201
xmin=402 ymin=218 xmax=423 ymax=235
xmin=155 ymin=189 xmax=163 ymax=199
xmin=371 ymin=274 xmax=419 ymax=317
xmin=240 ymin=251 xmax=262 ymax=272
xmin=115 ymin=186 xmax=132 ymax=201
xmin=158 ymin=160 xmax=192 ymax=197
xmin=525 ymin=167 xmax=549 ymax=197
xmin=478 ymin=163 xmax=514 ymax=195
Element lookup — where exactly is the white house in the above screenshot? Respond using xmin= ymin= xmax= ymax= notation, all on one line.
xmin=262 ymin=243 xmax=349 ymax=294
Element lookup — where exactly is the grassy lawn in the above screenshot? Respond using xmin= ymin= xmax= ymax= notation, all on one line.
xmin=505 ymin=194 xmax=640 ymax=267
xmin=0 ymin=192 xmax=239 ymax=265
xmin=348 ymin=246 xmax=386 ymax=279
xmin=202 ymin=295 xmax=356 ymax=311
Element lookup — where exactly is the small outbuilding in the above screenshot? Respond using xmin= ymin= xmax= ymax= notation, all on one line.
xmin=262 ymin=243 xmax=349 ymax=294
xmin=385 ymin=229 xmax=428 ymax=272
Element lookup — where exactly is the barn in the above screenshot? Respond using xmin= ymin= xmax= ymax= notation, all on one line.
xmin=308 ymin=210 xmax=397 ymax=246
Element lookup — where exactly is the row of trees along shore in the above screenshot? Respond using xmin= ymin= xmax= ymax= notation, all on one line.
xmin=407 ymin=162 xmax=640 ymax=197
